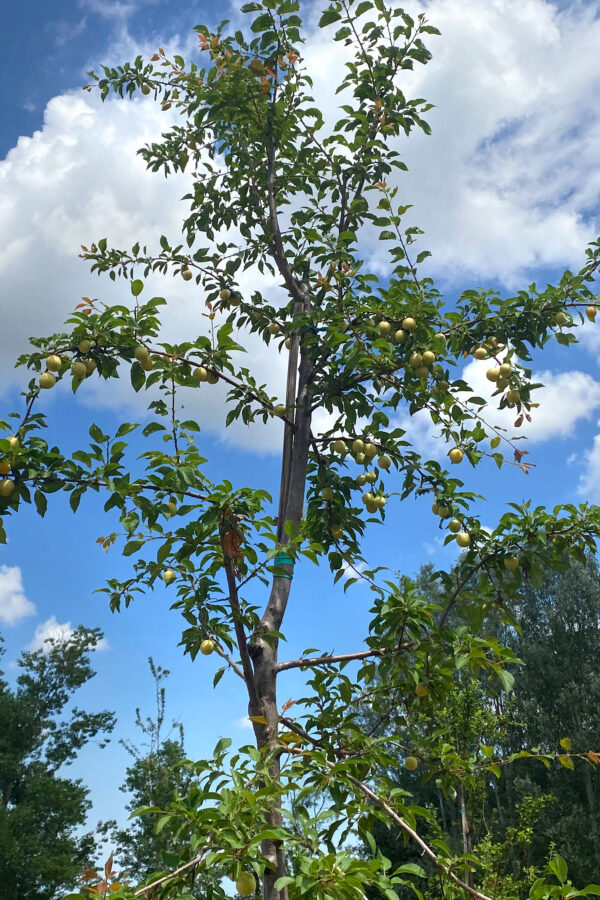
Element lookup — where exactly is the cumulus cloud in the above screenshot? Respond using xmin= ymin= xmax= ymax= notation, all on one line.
xmin=305 ymin=0 xmax=600 ymax=285
xmin=0 ymin=565 xmax=36 ymax=625
xmin=1 ymin=0 xmax=599 ymax=458
xmin=28 ymin=615 xmax=109 ymax=653
xmin=394 ymin=361 xmax=600 ymax=462
xmin=463 ymin=360 xmax=600 ymax=442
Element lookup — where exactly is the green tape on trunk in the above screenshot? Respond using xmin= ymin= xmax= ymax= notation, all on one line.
xmin=273 ymin=552 xmax=294 ymax=579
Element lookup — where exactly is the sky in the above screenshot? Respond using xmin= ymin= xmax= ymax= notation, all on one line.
xmin=1 ymin=0 xmax=600 ymax=854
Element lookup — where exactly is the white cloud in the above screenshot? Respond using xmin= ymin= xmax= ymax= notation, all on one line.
xmin=28 ymin=615 xmax=109 ymax=652
xmin=0 ymin=565 xmax=36 ymax=625
xmin=393 ymin=361 xmax=600 ymax=463
xmin=462 ymin=360 xmax=600 ymax=442
xmin=306 ymin=0 xmax=600 ymax=285
xmin=235 ymin=715 xmax=253 ymax=730
xmin=1 ymin=0 xmax=599 ymax=459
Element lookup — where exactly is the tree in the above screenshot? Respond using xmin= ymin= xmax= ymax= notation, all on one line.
xmin=359 ymin=559 xmax=600 ymax=896
xmin=1 ymin=1 xmax=600 ymax=898
xmin=100 ymin=659 xmax=205 ymax=893
xmin=0 ymin=628 xmax=115 ymax=900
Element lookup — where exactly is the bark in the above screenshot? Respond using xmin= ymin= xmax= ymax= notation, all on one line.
xmin=247 ymin=279 xmax=313 ymax=900
xmin=457 ymin=780 xmax=473 ymax=889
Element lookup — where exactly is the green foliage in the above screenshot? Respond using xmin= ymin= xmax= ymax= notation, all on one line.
xmin=0 ymin=629 xmax=115 ymax=900
xmin=1 ymin=1 xmax=600 ymax=898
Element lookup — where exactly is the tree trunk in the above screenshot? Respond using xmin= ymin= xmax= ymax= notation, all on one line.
xmin=457 ymin=780 xmax=473 ymax=889
xmin=247 ymin=285 xmax=313 ymax=900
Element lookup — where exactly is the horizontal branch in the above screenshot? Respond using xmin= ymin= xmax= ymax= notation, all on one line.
xmin=276 ymin=642 xmax=412 ymax=673
xmin=133 ymin=844 xmax=214 ymax=896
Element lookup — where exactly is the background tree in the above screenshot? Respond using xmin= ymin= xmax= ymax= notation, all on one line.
xmin=360 ymin=559 xmax=600 ymax=896
xmin=1 ymin=1 xmax=600 ymax=898
xmin=0 ymin=628 xmax=115 ymax=900
xmin=100 ymin=659 xmax=208 ymax=895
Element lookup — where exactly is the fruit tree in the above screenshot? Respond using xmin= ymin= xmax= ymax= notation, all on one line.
xmin=2 ymin=1 xmax=600 ymax=898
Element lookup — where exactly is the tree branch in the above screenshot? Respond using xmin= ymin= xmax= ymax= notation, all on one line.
xmin=276 ymin=642 xmax=413 ymax=673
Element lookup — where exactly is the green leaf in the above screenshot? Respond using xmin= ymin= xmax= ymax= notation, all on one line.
xmin=131 ymin=279 xmax=144 ymax=297
xmin=549 ymin=854 xmax=568 ymax=883
xmin=319 ymin=8 xmax=342 ymax=27
xmin=34 ymin=490 xmax=47 ymax=517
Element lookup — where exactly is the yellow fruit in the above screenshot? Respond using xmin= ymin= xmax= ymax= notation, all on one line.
xmin=409 ymin=352 xmax=422 ymax=369
xmin=586 ymin=306 xmax=597 ymax=321
xmin=432 ymin=332 xmax=446 ymax=349
xmin=365 ymin=471 xmax=377 ymax=484
xmin=0 ymin=478 xmax=15 ymax=497
xmin=285 ymin=336 xmax=291 ymax=350
xmin=436 ymin=380 xmax=449 ymax=394
xmin=0 ymin=460 xmax=10 ymax=475
xmin=220 ymin=288 xmax=231 ymax=301
xmin=206 ymin=371 xmax=219 ymax=384
xmin=352 ymin=439 xmax=365 ymax=454
xmin=449 ymin=448 xmax=464 ymax=464
xmin=363 ymin=492 xmax=375 ymax=505
xmin=333 ymin=439 xmax=346 ymax=454
xmin=7 ymin=437 xmax=19 ymax=451
xmin=355 ymin=452 xmax=365 ymax=465
xmin=437 ymin=506 xmax=449 ymax=518
xmin=402 ymin=316 xmax=417 ymax=332
xmin=236 ymin=872 xmax=257 ymax=896
xmin=71 ymin=361 xmax=87 ymax=380
xmin=422 ymin=350 xmax=435 ymax=366
xmin=499 ymin=362 xmax=511 ymax=377
xmin=85 ymin=359 xmax=97 ymax=375
xmin=39 ymin=371 xmax=56 ymax=389
xmin=448 ymin=519 xmax=461 ymax=533
xmin=378 ymin=454 xmax=391 ymax=469
xmin=193 ymin=366 xmax=208 ymax=381
xmin=331 ymin=525 xmax=343 ymax=539
xmin=486 ymin=367 xmax=500 ymax=382
xmin=46 ymin=355 xmax=62 ymax=372
xmin=356 ymin=474 xmax=367 ymax=486
xmin=374 ymin=495 xmax=386 ymax=508
xmin=554 ymin=311 xmax=566 ymax=326
xmin=268 ymin=322 xmax=280 ymax=335
xmin=134 ymin=345 xmax=150 ymax=362
xmin=394 ymin=329 xmax=407 ymax=344
xmin=273 ymin=405 xmax=286 ymax=418
xmin=507 ymin=389 xmax=520 ymax=404
xmin=182 ymin=267 xmax=193 ymax=281
xmin=141 ymin=84 xmax=151 ymax=95
xmin=163 ymin=569 xmax=176 ymax=585
xmin=415 ymin=684 xmax=429 ymax=697
xmin=431 ymin=502 xmax=439 ymax=515
xmin=456 ymin=532 xmax=471 ymax=548
xmin=167 ymin=500 xmax=177 ymax=516
xmin=200 ymin=639 xmax=215 ymax=655
xmin=140 ymin=357 xmax=154 ymax=372
xmin=405 ymin=756 xmax=418 ymax=771
xmin=415 ymin=366 xmax=429 ymax=379
xmin=365 ymin=499 xmax=378 ymax=513
xmin=364 ymin=443 xmax=377 ymax=458
xmin=78 ymin=339 xmax=92 ymax=354
xmin=321 ymin=487 xmax=334 ymax=501
xmin=504 ymin=556 xmax=520 ymax=571
xmin=378 ymin=320 xmax=392 ymax=336
xmin=473 ymin=347 xmax=487 ymax=360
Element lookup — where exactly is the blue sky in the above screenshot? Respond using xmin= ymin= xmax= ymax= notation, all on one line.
xmin=1 ymin=0 xmax=600 ymax=842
